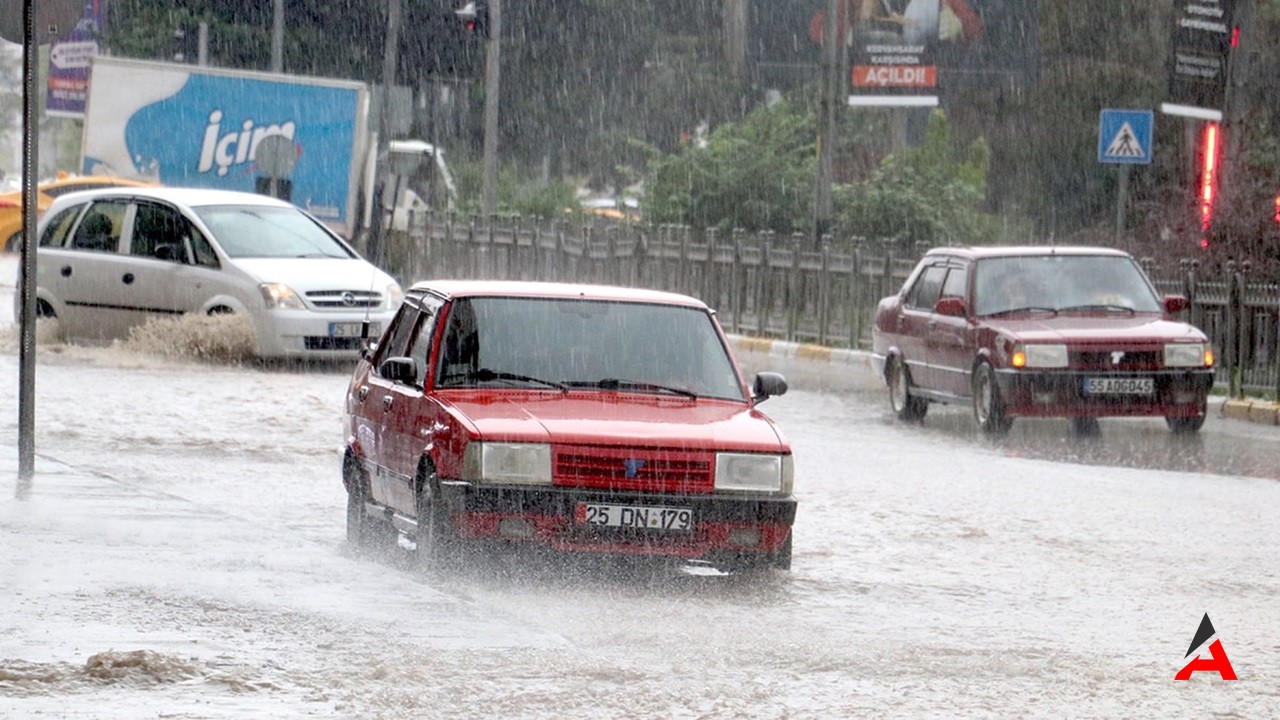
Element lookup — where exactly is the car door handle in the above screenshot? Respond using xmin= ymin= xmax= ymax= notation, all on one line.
xmin=60 ymin=266 xmax=72 ymax=277
xmin=357 ymin=386 xmax=370 ymax=401
xmin=122 ymin=273 xmax=135 ymax=285
xmin=382 ymin=395 xmax=393 ymax=411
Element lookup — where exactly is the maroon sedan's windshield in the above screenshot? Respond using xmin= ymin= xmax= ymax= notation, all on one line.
xmin=972 ymin=255 xmax=1163 ymax=317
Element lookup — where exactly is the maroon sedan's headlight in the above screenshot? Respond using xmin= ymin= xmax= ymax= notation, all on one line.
xmin=1011 ymin=343 xmax=1068 ymax=369
xmin=1165 ymin=342 xmax=1213 ymax=368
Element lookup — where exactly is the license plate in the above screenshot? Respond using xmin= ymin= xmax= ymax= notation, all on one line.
xmin=1083 ymin=377 xmax=1153 ymax=395
xmin=575 ymin=503 xmax=693 ymax=532
xmin=329 ymin=322 xmax=377 ymax=338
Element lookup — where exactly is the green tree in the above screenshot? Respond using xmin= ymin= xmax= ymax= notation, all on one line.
xmin=834 ymin=109 xmax=991 ymax=245
xmin=645 ymin=98 xmax=814 ymax=233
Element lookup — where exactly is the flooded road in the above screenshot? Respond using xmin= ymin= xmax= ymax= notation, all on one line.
xmin=0 ymin=341 xmax=1277 ymax=718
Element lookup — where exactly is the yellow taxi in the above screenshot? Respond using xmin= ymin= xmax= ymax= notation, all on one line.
xmin=1 ymin=172 xmax=157 ymax=252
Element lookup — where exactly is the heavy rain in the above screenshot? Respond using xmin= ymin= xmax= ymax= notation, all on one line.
xmin=3 ymin=2 xmax=1280 ymax=717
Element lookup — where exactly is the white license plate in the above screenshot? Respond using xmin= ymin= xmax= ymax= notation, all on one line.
xmin=575 ymin=502 xmax=693 ymax=532
xmin=329 ymin=322 xmax=377 ymax=338
xmin=1084 ymin=377 xmax=1153 ymax=395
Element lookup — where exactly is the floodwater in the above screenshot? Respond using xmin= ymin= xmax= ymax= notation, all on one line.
xmin=1 ymin=258 xmax=1278 ymax=718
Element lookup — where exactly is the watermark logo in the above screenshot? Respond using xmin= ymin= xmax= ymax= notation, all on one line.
xmin=1175 ymin=613 xmax=1237 ymax=681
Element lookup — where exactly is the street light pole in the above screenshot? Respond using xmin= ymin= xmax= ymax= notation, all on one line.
xmin=480 ymin=0 xmax=501 ymax=216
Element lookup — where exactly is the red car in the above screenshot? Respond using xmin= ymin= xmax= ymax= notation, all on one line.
xmin=871 ymin=246 xmax=1215 ymax=434
xmin=343 ymin=280 xmax=795 ymax=572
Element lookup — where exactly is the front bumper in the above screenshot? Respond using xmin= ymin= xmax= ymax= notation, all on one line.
xmin=437 ymin=481 xmax=796 ymax=561
xmin=253 ymin=309 xmax=397 ymax=358
xmin=993 ymin=367 xmax=1214 ymax=418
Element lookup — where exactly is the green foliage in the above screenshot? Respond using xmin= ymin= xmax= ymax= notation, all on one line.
xmin=834 ymin=110 xmax=992 ymax=245
xmin=646 ymin=99 xmax=815 ymax=233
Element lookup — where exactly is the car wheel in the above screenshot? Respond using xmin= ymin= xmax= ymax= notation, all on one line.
xmin=772 ymin=532 xmax=793 ymax=571
xmin=344 ymin=454 xmax=395 ymax=553
xmin=4 ymin=231 xmax=20 ymax=254
xmin=415 ymin=462 xmax=458 ymax=567
xmin=972 ymin=362 xmax=1012 ymax=435
xmin=1166 ymin=400 xmax=1207 ymax=433
xmin=887 ymin=357 xmax=928 ymax=422
xmin=1071 ymin=417 xmax=1100 ymax=436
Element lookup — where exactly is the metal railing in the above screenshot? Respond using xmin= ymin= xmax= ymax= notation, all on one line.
xmin=383 ymin=214 xmax=1279 ymax=396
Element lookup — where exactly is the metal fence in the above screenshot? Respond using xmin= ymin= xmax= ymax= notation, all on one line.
xmin=382 ymin=214 xmax=1280 ymax=395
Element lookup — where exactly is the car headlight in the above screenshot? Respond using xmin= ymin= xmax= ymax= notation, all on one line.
xmin=386 ymin=282 xmax=404 ymax=309
xmin=462 ymin=442 xmax=552 ymax=485
xmin=259 ymin=282 xmax=306 ymax=310
xmin=715 ymin=453 xmax=793 ymax=494
xmin=1166 ymin=342 xmax=1212 ymax=368
xmin=1012 ymin=343 xmax=1068 ymax=369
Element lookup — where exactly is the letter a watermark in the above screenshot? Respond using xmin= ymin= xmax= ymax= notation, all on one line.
xmin=1175 ymin=613 xmax=1237 ymax=681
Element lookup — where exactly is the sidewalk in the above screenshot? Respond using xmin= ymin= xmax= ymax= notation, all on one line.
xmin=728 ymin=335 xmax=1272 ymax=426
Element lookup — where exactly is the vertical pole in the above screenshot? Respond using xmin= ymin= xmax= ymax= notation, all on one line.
xmin=271 ymin=0 xmax=284 ymax=72
xmin=368 ymin=0 xmax=402 ymax=266
xmin=480 ymin=0 xmax=502 ymax=216
xmin=813 ymin=0 xmax=839 ymax=249
xmin=198 ymin=22 xmax=209 ymax=67
xmin=17 ymin=0 xmax=39 ymax=497
xmin=1115 ymin=163 xmax=1130 ymax=247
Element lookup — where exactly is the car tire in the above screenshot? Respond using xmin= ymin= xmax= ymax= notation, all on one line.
xmin=772 ymin=532 xmax=793 ymax=571
xmin=344 ymin=454 xmax=395 ymax=553
xmin=887 ymin=357 xmax=928 ymax=422
xmin=4 ymin=231 xmax=20 ymax=254
xmin=1166 ymin=401 xmax=1207 ymax=433
xmin=415 ymin=462 xmax=458 ymax=567
xmin=972 ymin=362 xmax=1012 ymax=435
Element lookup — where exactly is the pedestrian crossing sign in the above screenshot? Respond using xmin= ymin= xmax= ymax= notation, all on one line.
xmin=1098 ymin=109 xmax=1153 ymax=164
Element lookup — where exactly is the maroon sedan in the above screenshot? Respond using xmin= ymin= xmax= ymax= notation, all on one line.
xmin=871 ymin=246 xmax=1215 ymax=434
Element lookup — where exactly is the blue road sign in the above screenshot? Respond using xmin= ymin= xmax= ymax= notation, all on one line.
xmin=1098 ymin=109 xmax=1154 ymax=164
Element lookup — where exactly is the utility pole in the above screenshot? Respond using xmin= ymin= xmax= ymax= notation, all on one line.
xmin=271 ymin=0 xmax=284 ymax=72
xmin=368 ymin=0 xmax=402 ymax=265
xmin=480 ymin=0 xmax=501 ymax=216
xmin=813 ymin=0 xmax=841 ymax=249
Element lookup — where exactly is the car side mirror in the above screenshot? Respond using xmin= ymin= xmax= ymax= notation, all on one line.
xmin=752 ymin=371 xmax=788 ymax=404
xmin=934 ymin=296 xmax=966 ymax=317
xmin=1163 ymin=294 xmax=1189 ymax=314
xmin=379 ymin=356 xmax=417 ymax=385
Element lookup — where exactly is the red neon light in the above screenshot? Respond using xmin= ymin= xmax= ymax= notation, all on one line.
xmin=1231 ymin=26 xmax=1240 ymax=49
xmin=1200 ymin=123 xmax=1219 ymax=234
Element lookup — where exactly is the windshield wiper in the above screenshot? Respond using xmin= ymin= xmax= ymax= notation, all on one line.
xmin=471 ymin=368 xmax=568 ymax=392
xmin=567 ymin=378 xmax=698 ymax=399
xmin=984 ymin=306 xmax=1059 ymax=318
xmin=1058 ymin=304 xmax=1137 ymax=315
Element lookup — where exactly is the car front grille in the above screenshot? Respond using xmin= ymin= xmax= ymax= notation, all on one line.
xmin=305 ymin=290 xmax=383 ymax=310
xmin=1072 ymin=349 xmax=1162 ymax=371
xmin=554 ymin=446 xmax=714 ymax=493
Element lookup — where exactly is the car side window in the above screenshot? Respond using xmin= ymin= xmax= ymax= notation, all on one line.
xmin=405 ymin=299 xmax=442 ymax=388
xmin=131 ymin=202 xmax=191 ymax=263
xmin=189 ymin=230 xmax=219 ymax=268
xmin=374 ymin=301 xmax=423 ymax=379
xmin=941 ymin=263 xmax=968 ymax=300
xmin=38 ymin=204 xmax=86 ymax=247
xmin=905 ymin=265 xmax=947 ymax=310
xmin=68 ymin=200 xmax=127 ymax=253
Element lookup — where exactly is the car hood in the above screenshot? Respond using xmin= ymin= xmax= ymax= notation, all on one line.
xmin=229 ymin=257 xmax=396 ymax=291
xmin=440 ymin=391 xmax=787 ymax=452
xmin=983 ymin=315 xmax=1208 ymax=344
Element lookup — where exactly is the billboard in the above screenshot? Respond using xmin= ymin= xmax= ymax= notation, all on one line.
xmin=748 ymin=0 xmax=1037 ymax=92
xmin=46 ymin=0 xmax=106 ymax=118
xmin=849 ymin=0 xmax=943 ymax=106
xmin=1163 ymin=0 xmax=1237 ymax=120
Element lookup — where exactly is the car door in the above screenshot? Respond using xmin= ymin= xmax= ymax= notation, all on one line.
xmin=39 ymin=198 xmax=134 ymax=341
xmin=119 ymin=200 xmax=230 ymax=321
xmin=378 ymin=295 xmax=444 ymax=516
xmin=898 ymin=262 xmax=948 ymax=391
xmin=354 ymin=300 xmax=427 ymax=509
xmin=927 ymin=260 xmax=975 ymax=398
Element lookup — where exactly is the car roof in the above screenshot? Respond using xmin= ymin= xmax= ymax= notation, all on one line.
xmin=47 ymin=185 xmax=296 ymax=209
xmin=410 ymin=279 xmax=710 ymax=308
xmin=924 ymin=245 xmax=1134 ymax=260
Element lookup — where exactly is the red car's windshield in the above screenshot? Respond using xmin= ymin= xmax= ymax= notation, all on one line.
xmin=972 ymin=255 xmax=1163 ymax=317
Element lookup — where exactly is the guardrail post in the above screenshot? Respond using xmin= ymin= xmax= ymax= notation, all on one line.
xmin=1227 ymin=260 xmax=1241 ymax=398
xmin=731 ymin=229 xmax=744 ymax=335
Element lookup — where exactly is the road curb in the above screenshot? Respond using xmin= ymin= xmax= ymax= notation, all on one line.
xmin=1222 ymin=398 xmax=1280 ymax=426
xmin=729 ymin=335 xmax=874 ymax=369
